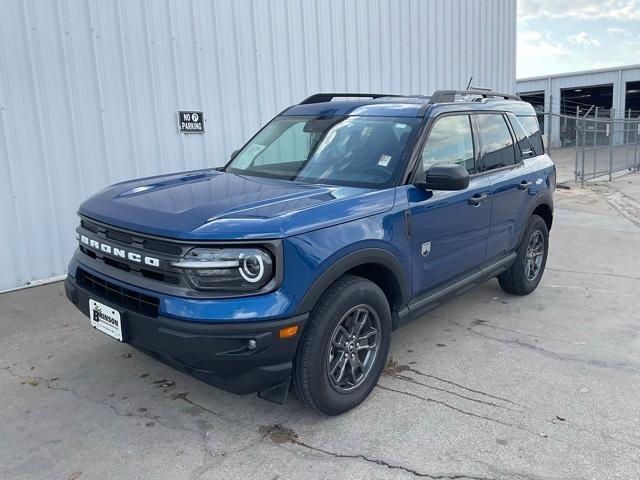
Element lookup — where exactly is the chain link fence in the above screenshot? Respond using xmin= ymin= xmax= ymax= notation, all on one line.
xmin=543 ymin=110 xmax=640 ymax=187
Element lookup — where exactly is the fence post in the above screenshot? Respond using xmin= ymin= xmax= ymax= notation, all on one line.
xmin=622 ymin=111 xmax=635 ymax=172
xmin=633 ymin=115 xmax=640 ymax=173
xmin=574 ymin=106 xmax=580 ymax=182
xmin=547 ymin=95 xmax=553 ymax=156
xmin=608 ymin=117 xmax=613 ymax=182
xmin=581 ymin=116 xmax=587 ymax=188
xmin=593 ymin=107 xmax=598 ymax=178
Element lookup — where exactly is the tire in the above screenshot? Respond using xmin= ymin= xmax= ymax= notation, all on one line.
xmin=291 ymin=275 xmax=391 ymax=415
xmin=498 ymin=214 xmax=549 ymax=295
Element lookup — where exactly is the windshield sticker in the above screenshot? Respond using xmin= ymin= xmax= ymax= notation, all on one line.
xmin=378 ymin=154 xmax=392 ymax=167
xmin=395 ymin=123 xmax=408 ymax=129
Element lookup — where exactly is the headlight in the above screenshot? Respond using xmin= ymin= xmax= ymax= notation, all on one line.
xmin=172 ymin=247 xmax=274 ymax=292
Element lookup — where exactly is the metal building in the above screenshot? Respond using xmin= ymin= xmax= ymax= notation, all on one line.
xmin=0 ymin=0 xmax=517 ymax=292
xmin=516 ymin=64 xmax=640 ymax=147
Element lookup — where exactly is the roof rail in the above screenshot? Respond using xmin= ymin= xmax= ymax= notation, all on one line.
xmin=298 ymin=93 xmax=402 ymax=105
xmin=428 ymin=89 xmax=521 ymax=104
xmin=468 ymin=85 xmax=492 ymax=92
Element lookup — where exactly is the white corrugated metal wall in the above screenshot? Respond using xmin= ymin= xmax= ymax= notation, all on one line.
xmin=0 ymin=0 xmax=516 ymax=291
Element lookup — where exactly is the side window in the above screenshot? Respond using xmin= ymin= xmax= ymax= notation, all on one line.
xmin=421 ymin=115 xmax=475 ymax=174
xmin=507 ymin=113 xmax=535 ymax=159
xmin=517 ymin=115 xmax=545 ymax=156
xmin=476 ymin=114 xmax=517 ymax=172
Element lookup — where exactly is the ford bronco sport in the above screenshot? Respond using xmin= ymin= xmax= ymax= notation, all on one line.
xmin=65 ymin=90 xmax=554 ymax=415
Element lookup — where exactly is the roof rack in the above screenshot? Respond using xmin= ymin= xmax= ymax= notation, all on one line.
xmin=298 ymin=93 xmax=402 ymax=105
xmin=428 ymin=89 xmax=521 ymax=104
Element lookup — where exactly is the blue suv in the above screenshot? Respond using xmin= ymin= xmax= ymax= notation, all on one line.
xmin=65 ymin=90 xmax=555 ymax=415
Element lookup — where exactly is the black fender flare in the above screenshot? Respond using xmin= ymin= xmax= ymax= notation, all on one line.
xmin=294 ymin=248 xmax=410 ymax=315
xmin=517 ymin=193 xmax=554 ymax=247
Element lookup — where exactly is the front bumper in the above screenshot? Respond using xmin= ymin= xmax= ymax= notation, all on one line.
xmin=65 ymin=272 xmax=307 ymax=397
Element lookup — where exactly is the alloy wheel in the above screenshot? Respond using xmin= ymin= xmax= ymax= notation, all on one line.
xmin=525 ymin=230 xmax=545 ymax=281
xmin=326 ymin=305 xmax=381 ymax=393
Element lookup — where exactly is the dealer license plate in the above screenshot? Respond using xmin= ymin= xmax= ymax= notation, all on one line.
xmin=89 ymin=299 xmax=123 ymax=341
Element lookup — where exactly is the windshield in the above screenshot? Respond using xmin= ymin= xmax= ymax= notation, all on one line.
xmin=226 ymin=115 xmax=420 ymax=188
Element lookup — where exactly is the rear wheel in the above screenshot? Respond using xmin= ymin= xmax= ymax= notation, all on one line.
xmin=498 ymin=215 xmax=549 ymax=295
xmin=291 ymin=275 xmax=391 ymax=415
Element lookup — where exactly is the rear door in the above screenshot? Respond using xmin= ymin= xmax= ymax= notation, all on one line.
xmin=407 ymin=114 xmax=492 ymax=299
xmin=474 ymin=113 xmax=533 ymax=260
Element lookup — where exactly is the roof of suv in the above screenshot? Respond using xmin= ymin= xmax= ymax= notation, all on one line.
xmin=282 ymin=92 xmax=537 ymax=118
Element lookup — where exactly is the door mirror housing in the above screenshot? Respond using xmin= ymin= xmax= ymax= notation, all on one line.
xmin=415 ymin=163 xmax=470 ymax=191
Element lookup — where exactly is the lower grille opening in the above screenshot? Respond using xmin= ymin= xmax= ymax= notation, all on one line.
xmin=103 ymin=257 xmax=131 ymax=271
xmin=76 ymin=268 xmax=160 ymax=317
xmin=139 ymin=268 xmax=180 ymax=284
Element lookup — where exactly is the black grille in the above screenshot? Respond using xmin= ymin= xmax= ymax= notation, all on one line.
xmin=77 ymin=268 xmax=160 ymax=317
xmin=78 ymin=219 xmax=186 ymax=287
xmin=143 ymin=238 xmax=183 ymax=255
xmin=81 ymin=219 xmax=99 ymax=233
xmin=106 ymin=229 xmax=133 ymax=244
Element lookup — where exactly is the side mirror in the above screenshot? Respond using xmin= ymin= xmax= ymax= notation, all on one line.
xmin=415 ymin=163 xmax=470 ymax=191
xmin=230 ymin=149 xmax=240 ymax=160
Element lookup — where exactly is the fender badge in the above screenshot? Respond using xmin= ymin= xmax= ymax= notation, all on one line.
xmin=421 ymin=242 xmax=431 ymax=257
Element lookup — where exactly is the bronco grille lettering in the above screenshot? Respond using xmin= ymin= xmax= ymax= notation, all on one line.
xmin=77 ymin=232 xmax=160 ymax=267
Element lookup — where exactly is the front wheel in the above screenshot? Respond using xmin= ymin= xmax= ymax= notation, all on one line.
xmin=498 ymin=214 xmax=549 ymax=295
xmin=291 ymin=275 xmax=391 ymax=415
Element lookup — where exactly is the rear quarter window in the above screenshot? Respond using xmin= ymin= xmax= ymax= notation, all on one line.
xmin=517 ymin=115 xmax=545 ymax=156
xmin=507 ymin=113 xmax=535 ymax=159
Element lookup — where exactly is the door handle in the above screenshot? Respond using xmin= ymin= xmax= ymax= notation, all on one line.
xmin=468 ymin=192 xmax=489 ymax=206
xmin=518 ymin=180 xmax=533 ymax=190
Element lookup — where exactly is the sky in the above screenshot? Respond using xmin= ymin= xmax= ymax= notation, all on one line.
xmin=517 ymin=0 xmax=640 ymax=78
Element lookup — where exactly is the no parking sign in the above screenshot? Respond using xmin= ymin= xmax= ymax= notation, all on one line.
xmin=177 ymin=111 xmax=204 ymax=133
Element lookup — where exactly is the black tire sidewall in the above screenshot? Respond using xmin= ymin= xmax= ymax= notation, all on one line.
xmin=300 ymin=277 xmax=391 ymax=415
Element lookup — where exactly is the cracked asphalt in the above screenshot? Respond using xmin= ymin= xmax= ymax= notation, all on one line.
xmin=2 ymin=174 xmax=640 ymax=480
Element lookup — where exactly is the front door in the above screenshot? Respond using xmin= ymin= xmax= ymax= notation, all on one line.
xmin=407 ymin=114 xmax=492 ymax=299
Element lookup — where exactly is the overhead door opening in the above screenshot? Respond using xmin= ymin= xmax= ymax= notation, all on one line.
xmin=625 ymin=81 xmax=640 ymax=117
xmin=560 ymin=84 xmax=613 ymax=146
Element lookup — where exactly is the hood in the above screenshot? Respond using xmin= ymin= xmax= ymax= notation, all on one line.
xmin=78 ymin=170 xmax=396 ymax=240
